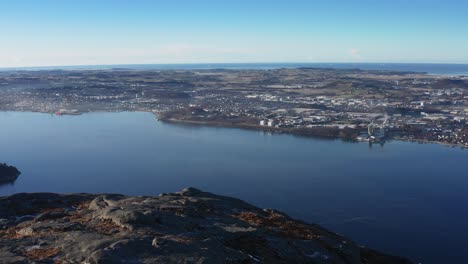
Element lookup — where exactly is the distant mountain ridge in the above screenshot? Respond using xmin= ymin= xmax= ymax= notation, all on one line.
xmin=2 ymin=63 xmax=468 ymax=75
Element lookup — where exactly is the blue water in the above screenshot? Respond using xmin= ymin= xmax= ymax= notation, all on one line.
xmin=0 ymin=111 xmax=467 ymax=264
xmin=2 ymin=63 xmax=468 ymax=75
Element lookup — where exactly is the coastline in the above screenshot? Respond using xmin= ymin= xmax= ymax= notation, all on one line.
xmin=0 ymin=110 xmax=465 ymax=263
xmin=394 ymin=137 xmax=468 ymax=149
xmin=157 ymin=115 xmax=468 ymax=149
xmin=2 ymin=109 xmax=466 ymax=149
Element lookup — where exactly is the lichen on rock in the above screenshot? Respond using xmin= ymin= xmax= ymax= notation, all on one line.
xmin=0 ymin=188 xmax=413 ymax=264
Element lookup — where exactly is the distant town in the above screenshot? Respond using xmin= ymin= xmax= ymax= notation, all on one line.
xmin=0 ymin=67 xmax=467 ymax=148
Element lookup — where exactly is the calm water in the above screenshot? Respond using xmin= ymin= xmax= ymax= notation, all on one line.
xmin=0 ymin=111 xmax=467 ymax=264
xmin=2 ymin=63 xmax=468 ymax=75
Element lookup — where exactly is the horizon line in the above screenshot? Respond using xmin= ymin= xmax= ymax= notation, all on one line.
xmin=2 ymin=61 xmax=468 ymax=70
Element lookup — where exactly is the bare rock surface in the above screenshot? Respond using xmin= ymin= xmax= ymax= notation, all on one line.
xmin=0 ymin=188 xmax=413 ymax=264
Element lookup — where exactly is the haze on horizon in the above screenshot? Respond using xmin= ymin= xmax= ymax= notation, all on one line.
xmin=1 ymin=0 xmax=468 ymax=68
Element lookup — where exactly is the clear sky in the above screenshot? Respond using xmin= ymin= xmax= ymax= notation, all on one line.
xmin=1 ymin=0 xmax=467 ymax=67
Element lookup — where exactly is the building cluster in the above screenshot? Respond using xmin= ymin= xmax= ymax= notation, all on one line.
xmin=0 ymin=68 xmax=466 ymax=147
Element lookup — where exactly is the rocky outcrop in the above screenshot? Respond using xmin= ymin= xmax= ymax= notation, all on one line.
xmin=0 ymin=163 xmax=20 ymax=185
xmin=0 ymin=188 xmax=413 ymax=264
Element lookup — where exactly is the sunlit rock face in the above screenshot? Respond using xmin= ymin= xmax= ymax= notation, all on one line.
xmin=0 ymin=188 xmax=413 ymax=264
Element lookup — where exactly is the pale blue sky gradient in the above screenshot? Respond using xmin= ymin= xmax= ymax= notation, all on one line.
xmin=1 ymin=0 xmax=467 ymax=67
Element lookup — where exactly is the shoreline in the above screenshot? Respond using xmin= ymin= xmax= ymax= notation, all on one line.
xmin=1 ymin=109 xmax=466 ymax=149
xmin=157 ymin=116 xmax=468 ymax=149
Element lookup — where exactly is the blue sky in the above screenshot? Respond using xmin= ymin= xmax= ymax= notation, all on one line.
xmin=1 ymin=0 xmax=467 ymax=67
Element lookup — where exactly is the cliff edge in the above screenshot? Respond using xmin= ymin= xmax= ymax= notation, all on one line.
xmin=0 ymin=188 xmax=413 ymax=264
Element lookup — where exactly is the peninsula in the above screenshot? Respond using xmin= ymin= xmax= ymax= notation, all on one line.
xmin=0 ymin=67 xmax=466 ymax=147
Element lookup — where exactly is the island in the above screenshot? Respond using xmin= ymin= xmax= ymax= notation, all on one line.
xmin=0 ymin=188 xmax=412 ymax=263
xmin=0 ymin=163 xmax=20 ymax=185
xmin=0 ymin=67 xmax=466 ymax=148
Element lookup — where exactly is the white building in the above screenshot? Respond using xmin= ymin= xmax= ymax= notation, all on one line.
xmin=268 ymin=120 xmax=275 ymax=127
